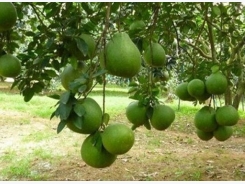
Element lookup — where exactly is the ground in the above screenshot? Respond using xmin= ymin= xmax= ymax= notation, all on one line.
xmin=0 ymin=82 xmax=245 ymax=181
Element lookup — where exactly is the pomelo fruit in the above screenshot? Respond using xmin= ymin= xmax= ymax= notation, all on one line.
xmin=66 ymin=97 xmax=102 ymax=134
xmin=0 ymin=54 xmax=21 ymax=77
xmin=175 ymin=82 xmax=196 ymax=101
xmin=187 ymin=79 xmax=205 ymax=99
xmin=81 ymin=133 xmax=117 ymax=168
xmin=150 ymin=104 xmax=175 ymax=130
xmin=143 ymin=42 xmax=166 ymax=67
xmin=194 ymin=106 xmax=218 ymax=132
xmin=205 ymin=71 xmax=228 ymax=95
xmin=213 ymin=125 xmax=233 ymax=141
xmin=100 ymin=32 xmax=141 ymax=78
xmin=126 ymin=101 xmax=148 ymax=127
xmin=101 ymin=123 xmax=135 ymax=155
xmin=0 ymin=2 xmax=17 ymax=31
xmin=215 ymin=105 xmax=239 ymax=126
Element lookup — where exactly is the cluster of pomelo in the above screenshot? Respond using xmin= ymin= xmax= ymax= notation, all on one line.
xmin=65 ymin=97 xmax=135 ymax=168
xmin=175 ymin=70 xmax=228 ymax=103
xmin=176 ymin=68 xmax=240 ymax=141
xmin=126 ymin=100 xmax=175 ymax=131
xmin=0 ymin=2 xmax=21 ymax=78
xmin=195 ymin=105 xmax=239 ymax=141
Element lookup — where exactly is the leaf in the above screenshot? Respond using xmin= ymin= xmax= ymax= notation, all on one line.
xmin=58 ymin=102 xmax=73 ymax=120
xmin=57 ymin=120 xmax=67 ymax=134
xmin=102 ymin=113 xmax=110 ymax=126
xmin=81 ymin=2 xmax=93 ymax=15
xmin=128 ymin=87 xmax=138 ymax=94
xmin=78 ymin=85 xmax=88 ymax=93
xmin=143 ymin=120 xmax=151 ymax=130
xmin=45 ymin=69 xmax=58 ymax=77
xmin=32 ymin=82 xmax=44 ymax=93
xmin=60 ymin=91 xmax=71 ymax=104
xmin=92 ymin=69 xmax=107 ymax=78
xmin=74 ymin=103 xmax=86 ymax=117
xmin=48 ymin=94 xmax=60 ymax=100
xmin=23 ymin=88 xmax=35 ymax=102
xmin=75 ymin=37 xmax=88 ymax=56
xmin=73 ymin=115 xmax=83 ymax=129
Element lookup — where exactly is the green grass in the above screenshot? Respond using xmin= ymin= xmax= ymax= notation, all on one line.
xmin=22 ymin=130 xmax=54 ymax=143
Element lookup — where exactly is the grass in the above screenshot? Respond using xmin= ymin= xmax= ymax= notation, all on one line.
xmin=1 ymin=82 xmax=245 ymax=180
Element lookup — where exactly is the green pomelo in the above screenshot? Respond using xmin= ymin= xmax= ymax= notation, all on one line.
xmin=150 ymin=105 xmax=175 ymax=130
xmin=70 ymin=34 xmax=96 ymax=60
xmin=60 ymin=62 xmax=91 ymax=91
xmin=213 ymin=125 xmax=233 ymax=141
xmin=196 ymin=129 xmax=213 ymax=141
xmin=129 ymin=20 xmax=146 ymax=34
xmin=0 ymin=54 xmax=21 ymax=78
xmin=0 ymin=2 xmax=17 ymax=31
xmin=215 ymin=105 xmax=239 ymax=126
xmin=81 ymin=133 xmax=117 ymax=168
xmin=100 ymin=32 xmax=141 ymax=78
xmin=126 ymin=101 xmax=148 ymax=127
xmin=67 ymin=97 xmax=102 ymax=134
xmin=144 ymin=42 xmax=166 ymax=67
xmin=194 ymin=106 xmax=218 ymax=132
xmin=101 ymin=123 xmax=135 ymax=155
xmin=187 ymin=79 xmax=205 ymax=99
xmin=175 ymin=82 xmax=196 ymax=101
xmin=205 ymin=72 xmax=228 ymax=95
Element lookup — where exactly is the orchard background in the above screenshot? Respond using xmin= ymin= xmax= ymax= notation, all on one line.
xmin=1 ymin=2 xmax=245 ymax=181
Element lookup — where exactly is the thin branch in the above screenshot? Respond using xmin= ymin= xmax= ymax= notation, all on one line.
xmin=185 ymin=41 xmax=212 ymax=59
xmin=29 ymin=3 xmax=50 ymax=33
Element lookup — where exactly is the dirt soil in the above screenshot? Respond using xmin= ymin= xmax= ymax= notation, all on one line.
xmin=0 ymin=83 xmax=245 ymax=181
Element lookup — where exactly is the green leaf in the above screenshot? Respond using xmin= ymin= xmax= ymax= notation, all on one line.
xmin=102 ymin=113 xmax=110 ymax=126
xmin=74 ymin=103 xmax=86 ymax=117
xmin=58 ymin=102 xmax=73 ymax=120
xmin=128 ymin=87 xmax=138 ymax=94
xmin=143 ymin=120 xmax=151 ymax=130
xmin=32 ymin=82 xmax=44 ymax=93
xmin=60 ymin=91 xmax=71 ymax=104
xmin=48 ymin=94 xmax=60 ymax=100
xmin=82 ymin=2 xmax=93 ymax=15
xmin=92 ymin=69 xmax=107 ymax=78
xmin=23 ymin=88 xmax=35 ymax=102
xmin=45 ymin=69 xmax=58 ymax=77
xmin=73 ymin=115 xmax=83 ymax=129
xmin=75 ymin=37 xmax=88 ymax=56
xmin=25 ymin=31 xmax=36 ymax=37
xmin=78 ymin=85 xmax=88 ymax=93
xmin=57 ymin=120 xmax=67 ymax=134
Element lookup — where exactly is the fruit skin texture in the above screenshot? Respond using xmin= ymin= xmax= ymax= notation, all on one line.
xmin=194 ymin=106 xmax=218 ymax=132
xmin=205 ymin=72 xmax=228 ymax=95
xmin=81 ymin=133 xmax=117 ymax=168
xmin=215 ymin=105 xmax=239 ymax=126
xmin=150 ymin=105 xmax=175 ymax=130
xmin=187 ymin=79 xmax=205 ymax=99
xmin=126 ymin=101 xmax=148 ymax=127
xmin=60 ymin=63 xmax=90 ymax=91
xmin=101 ymin=123 xmax=135 ymax=155
xmin=144 ymin=42 xmax=166 ymax=67
xmin=175 ymin=82 xmax=196 ymax=101
xmin=0 ymin=54 xmax=21 ymax=77
xmin=100 ymin=32 xmax=141 ymax=78
xmin=196 ymin=129 xmax=213 ymax=141
xmin=0 ymin=2 xmax=17 ymax=31
xmin=213 ymin=125 xmax=233 ymax=141
xmin=66 ymin=97 xmax=102 ymax=134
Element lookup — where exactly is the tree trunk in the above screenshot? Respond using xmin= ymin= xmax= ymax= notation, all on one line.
xmin=232 ymin=81 xmax=245 ymax=110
